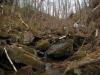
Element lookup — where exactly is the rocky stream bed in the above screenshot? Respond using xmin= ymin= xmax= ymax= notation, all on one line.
xmin=0 ymin=26 xmax=100 ymax=75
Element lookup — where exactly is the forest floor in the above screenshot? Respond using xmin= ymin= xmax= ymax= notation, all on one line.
xmin=0 ymin=5 xmax=100 ymax=75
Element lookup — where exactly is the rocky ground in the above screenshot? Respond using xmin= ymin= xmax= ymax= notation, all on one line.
xmin=0 ymin=4 xmax=100 ymax=75
xmin=0 ymin=20 xmax=99 ymax=75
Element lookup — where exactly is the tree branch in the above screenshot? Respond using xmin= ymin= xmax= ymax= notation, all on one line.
xmin=4 ymin=47 xmax=17 ymax=72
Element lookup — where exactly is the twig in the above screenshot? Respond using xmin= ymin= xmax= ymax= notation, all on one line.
xmin=4 ymin=47 xmax=17 ymax=72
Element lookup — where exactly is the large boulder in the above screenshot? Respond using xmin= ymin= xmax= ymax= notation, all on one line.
xmin=5 ymin=45 xmax=44 ymax=71
xmin=46 ymin=39 xmax=74 ymax=59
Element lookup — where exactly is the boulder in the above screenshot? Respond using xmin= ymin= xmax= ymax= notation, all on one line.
xmin=0 ymin=32 xmax=10 ymax=39
xmin=9 ymin=31 xmax=35 ymax=44
xmin=22 ymin=31 xmax=34 ymax=44
xmin=5 ymin=45 xmax=44 ymax=71
xmin=15 ymin=66 xmax=41 ymax=75
xmin=35 ymin=39 xmax=50 ymax=51
xmin=9 ymin=34 xmax=20 ymax=43
xmin=46 ymin=39 xmax=74 ymax=59
xmin=20 ymin=45 xmax=37 ymax=55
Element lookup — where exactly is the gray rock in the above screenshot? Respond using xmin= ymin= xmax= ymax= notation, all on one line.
xmin=46 ymin=39 xmax=74 ymax=59
xmin=22 ymin=31 xmax=34 ymax=44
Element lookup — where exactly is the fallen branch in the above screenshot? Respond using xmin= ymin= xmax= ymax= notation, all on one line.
xmin=92 ymin=3 xmax=100 ymax=12
xmin=59 ymin=35 xmax=66 ymax=40
xmin=18 ymin=13 xmax=29 ymax=28
xmin=4 ymin=47 xmax=17 ymax=72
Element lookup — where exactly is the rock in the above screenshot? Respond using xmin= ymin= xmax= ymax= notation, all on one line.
xmin=4 ymin=66 xmax=41 ymax=75
xmin=9 ymin=34 xmax=20 ymax=43
xmin=22 ymin=31 xmax=34 ymax=44
xmin=0 ymin=40 xmax=7 ymax=45
xmin=6 ymin=45 xmax=44 ymax=71
xmin=35 ymin=39 xmax=50 ymax=51
xmin=44 ymin=63 xmax=63 ymax=75
xmin=46 ymin=39 xmax=74 ymax=59
xmin=0 ymin=68 xmax=4 ymax=75
xmin=15 ymin=66 xmax=41 ymax=75
xmin=9 ymin=31 xmax=35 ymax=44
xmin=73 ymin=35 xmax=85 ymax=50
xmin=68 ymin=43 xmax=92 ymax=61
xmin=0 ymin=32 xmax=10 ymax=39
xmin=20 ymin=45 xmax=37 ymax=55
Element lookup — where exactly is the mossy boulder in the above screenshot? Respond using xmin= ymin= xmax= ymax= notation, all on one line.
xmin=46 ymin=39 xmax=74 ymax=59
xmin=0 ymin=32 xmax=10 ymax=39
xmin=35 ymin=39 xmax=50 ymax=51
xmin=20 ymin=45 xmax=37 ymax=55
xmin=6 ymin=45 xmax=44 ymax=71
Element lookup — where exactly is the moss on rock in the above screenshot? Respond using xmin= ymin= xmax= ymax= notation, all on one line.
xmin=35 ymin=39 xmax=50 ymax=51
